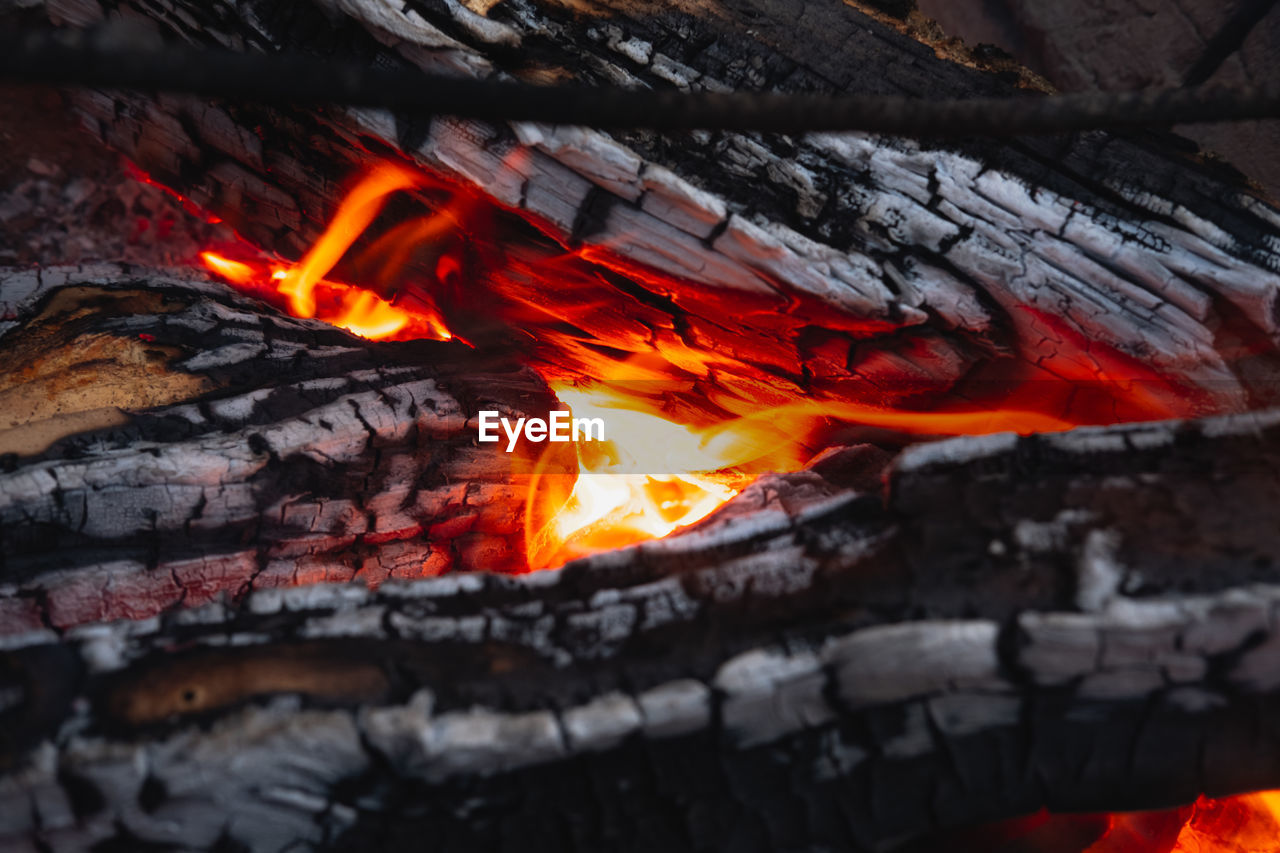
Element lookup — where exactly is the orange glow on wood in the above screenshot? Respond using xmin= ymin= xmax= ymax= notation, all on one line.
xmin=197 ymin=163 xmax=1208 ymax=573
xmin=199 ymin=251 xmax=255 ymax=285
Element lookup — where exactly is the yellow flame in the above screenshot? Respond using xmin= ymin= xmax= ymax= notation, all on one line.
xmin=331 ymin=288 xmax=410 ymax=339
xmin=523 ymin=383 xmax=1077 ymax=569
xmin=524 ymin=383 xmax=757 ymax=569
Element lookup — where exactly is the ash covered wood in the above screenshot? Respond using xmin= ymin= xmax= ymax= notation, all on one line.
xmin=0 ymin=265 xmax=565 ymax=631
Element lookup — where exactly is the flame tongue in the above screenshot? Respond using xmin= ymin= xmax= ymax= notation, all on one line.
xmin=201 ymin=164 xmax=453 ymax=343
xmin=200 ymin=252 xmax=255 ymax=284
xmin=276 ymin=165 xmax=418 ymax=319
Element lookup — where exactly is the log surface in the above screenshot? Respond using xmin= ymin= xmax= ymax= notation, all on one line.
xmin=0 ymin=264 xmax=562 ymax=632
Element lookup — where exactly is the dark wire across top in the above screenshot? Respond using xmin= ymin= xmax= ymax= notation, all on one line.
xmin=2 ymin=27 xmax=1279 ymax=137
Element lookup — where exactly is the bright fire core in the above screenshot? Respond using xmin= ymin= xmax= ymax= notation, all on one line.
xmin=197 ymin=164 xmax=1280 ymax=852
xmin=193 ymin=163 xmax=1218 ymax=569
xmin=199 ymin=166 xmax=1089 ymax=570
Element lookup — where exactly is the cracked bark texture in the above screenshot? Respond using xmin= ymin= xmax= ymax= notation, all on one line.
xmin=916 ymin=0 xmax=1280 ymax=199
xmin=0 ymin=265 xmax=564 ymax=632
xmin=41 ymin=0 xmax=1280 ymax=428
xmin=6 ymin=407 xmax=1280 ymax=851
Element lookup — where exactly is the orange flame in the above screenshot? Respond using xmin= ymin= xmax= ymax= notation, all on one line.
xmin=199 ymin=251 xmax=254 ymax=285
xmin=201 ymin=164 xmax=453 ymax=342
xmin=276 ymin=165 xmax=417 ymax=318
xmin=197 ymin=163 xmax=1218 ymax=573
xmin=522 ymin=382 xmax=1078 ymax=568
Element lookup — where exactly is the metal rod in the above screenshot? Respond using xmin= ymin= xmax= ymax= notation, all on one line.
xmin=2 ymin=28 xmax=1280 ymax=136
xmin=1182 ymin=0 xmax=1280 ymax=87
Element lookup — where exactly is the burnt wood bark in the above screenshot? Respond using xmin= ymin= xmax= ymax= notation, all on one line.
xmin=41 ymin=0 xmax=1280 ymax=426
xmin=0 ymin=264 xmax=564 ymax=631
xmin=6 ymin=404 xmax=1280 ymax=851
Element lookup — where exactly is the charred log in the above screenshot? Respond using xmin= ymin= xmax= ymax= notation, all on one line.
xmin=6 ymin=394 xmax=1280 ymax=849
xmin=0 ymin=264 xmax=564 ymax=631
xmin=42 ymin=0 xmax=1280 ymax=426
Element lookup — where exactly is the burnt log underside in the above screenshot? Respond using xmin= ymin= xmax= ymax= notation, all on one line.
xmin=5 ymin=272 xmax=1280 ymax=851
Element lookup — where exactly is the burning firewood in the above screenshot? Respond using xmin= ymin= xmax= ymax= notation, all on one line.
xmin=6 ymin=396 xmax=1280 ymax=850
xmin=4 ymin=0 xmax=1280 ymax=850
xmin=51 ymin=0 xmax=1280 ymax=426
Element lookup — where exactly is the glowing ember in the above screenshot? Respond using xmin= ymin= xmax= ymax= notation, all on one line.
xmin=1171 ymin=791 xmax=1280 ymax=851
